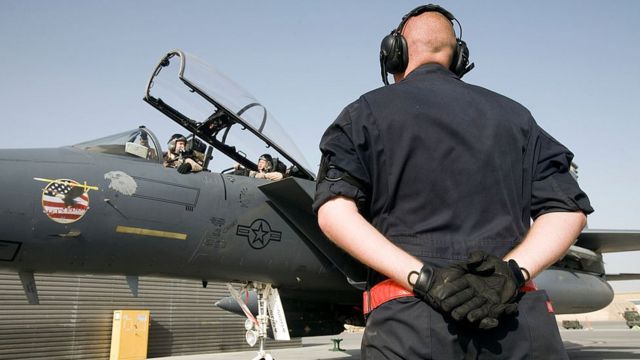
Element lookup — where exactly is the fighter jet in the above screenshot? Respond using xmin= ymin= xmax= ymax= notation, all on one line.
xmin=1 ymin=49 xmax=639 ymax=359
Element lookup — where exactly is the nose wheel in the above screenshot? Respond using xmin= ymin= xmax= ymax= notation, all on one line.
xmin=252 ymin=354 xmax=273 ymax=360
xmin=227 ymin=282 xmax=289 ymax=360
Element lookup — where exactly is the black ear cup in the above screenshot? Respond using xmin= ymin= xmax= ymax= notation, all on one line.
xmin=380 ymin=32 xmax=408 ymax=74
xmin=450 ymin=40 xmax=467 ymax=77
xmin=450 ymin=39 xmax=473 ymax=78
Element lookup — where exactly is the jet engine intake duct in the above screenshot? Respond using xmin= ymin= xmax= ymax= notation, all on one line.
xmin=258 ymin=178 xmax=367 ymax=285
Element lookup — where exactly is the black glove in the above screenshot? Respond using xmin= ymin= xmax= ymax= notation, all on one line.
xmin=410 ymin=264 xmax=475 ymax=312
xmin=466 ymin=251 xmax=525 ymax=303
xmin=177 ymin=162 xmax=192 ymax=174
xmin=449 ymin=251 xmax=524 ymax=329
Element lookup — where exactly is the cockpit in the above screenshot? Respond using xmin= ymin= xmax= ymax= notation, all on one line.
xmin=72 ymin=50 xmax=315 ymax=180
xmin=143 ymin=50 xmax=315 ymax=180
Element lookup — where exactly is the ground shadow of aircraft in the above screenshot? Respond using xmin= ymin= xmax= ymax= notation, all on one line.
xmin=1 ymin=49 xmax=639 ymax=359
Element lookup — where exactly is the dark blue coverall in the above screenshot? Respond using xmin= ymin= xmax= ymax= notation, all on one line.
xmin=313 ymin=63 xmax=594 ymax=359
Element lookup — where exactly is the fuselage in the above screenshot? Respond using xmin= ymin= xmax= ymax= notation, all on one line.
xmin=0 ymin=146 xmax=354 ymax=300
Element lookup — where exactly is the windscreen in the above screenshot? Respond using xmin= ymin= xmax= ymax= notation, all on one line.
xmin=73 ymin=128 xmax=161 ymax=162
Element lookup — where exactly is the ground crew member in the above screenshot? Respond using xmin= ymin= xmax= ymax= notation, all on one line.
xmin=314 ymin=4 xmax=593 ymax=359
xmin=163 ymin=134 xmax=203 ymax=174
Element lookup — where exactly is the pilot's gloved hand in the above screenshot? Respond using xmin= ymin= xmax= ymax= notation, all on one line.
xmin=410 ymin=263 xmax=475 ymax=313
xmin=177 ymin=162 xmax=192 ymax=174
xmin=449 ymin=251 xmax=525 ymax=329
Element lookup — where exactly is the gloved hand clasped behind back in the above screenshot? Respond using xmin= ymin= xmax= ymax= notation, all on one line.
xmin=411 ymin=263 xmax=474 ymax=313
xmin=412 ymin=251 xmax=525 ymax=330
xmin=449 ymin=251 xmax=525 ymax=329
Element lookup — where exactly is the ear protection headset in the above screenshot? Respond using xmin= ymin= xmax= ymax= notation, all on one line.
xmin=379 ymin=4 xmax=474 ymax=85
xmin=259 ymin=154 xmax=274 ymax=172
xmin=168 ymin=133 xmax=187 ymax=153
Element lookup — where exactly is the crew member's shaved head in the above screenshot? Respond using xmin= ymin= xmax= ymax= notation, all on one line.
xmin=393 ymin=11 xmax=457 ymax=82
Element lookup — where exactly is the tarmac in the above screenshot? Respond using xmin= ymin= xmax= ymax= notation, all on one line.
xmin=152 ymin=321 xmax=640 ymax=360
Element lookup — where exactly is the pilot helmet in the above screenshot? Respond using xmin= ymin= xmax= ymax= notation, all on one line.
xmin=258 ymin=154 xmax=273 ymax=172
xmin=168 ymin=133 xmax=187 ymax=153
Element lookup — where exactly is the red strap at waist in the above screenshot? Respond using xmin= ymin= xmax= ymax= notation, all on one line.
xmin=363 ymin=279 xmax=414 ymax=315
xmin=520 ymin=280 xmax=555 ymax=313
xmin=363 ymin=279 xmax=539 ymax=315
xmin=521 ymin=280 xmax=537 ymax=292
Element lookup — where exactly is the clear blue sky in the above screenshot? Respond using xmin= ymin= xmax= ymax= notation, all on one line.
xmin=1 ymin=1 xmax=639 ymax=291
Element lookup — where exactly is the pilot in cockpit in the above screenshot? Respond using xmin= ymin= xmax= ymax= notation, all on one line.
xmin=234 ymin=154 xmax=284 ymax=181
xmin=163 ymin=134 xmax=203 ymax=174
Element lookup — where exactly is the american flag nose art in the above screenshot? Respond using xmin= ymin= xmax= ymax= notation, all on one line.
xmin=38 ymin=179 xmax=95 ymax=224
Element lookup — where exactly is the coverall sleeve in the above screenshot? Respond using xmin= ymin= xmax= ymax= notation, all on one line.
xmin=530 ymin=127 xmax=594 ymax=219
xmin=313 ymin=107 xmax=371 ymax=214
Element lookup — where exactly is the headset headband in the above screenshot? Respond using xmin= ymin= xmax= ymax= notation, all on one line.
xmin=396 ymin=4 xmax=457 ymax=34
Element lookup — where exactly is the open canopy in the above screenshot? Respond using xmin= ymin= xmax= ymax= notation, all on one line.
xmin=144 ymin=50 xmax=315 ymax=180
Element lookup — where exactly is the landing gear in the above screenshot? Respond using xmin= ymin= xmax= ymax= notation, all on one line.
xmin=226 ymin=282 xmax=290 ymax=360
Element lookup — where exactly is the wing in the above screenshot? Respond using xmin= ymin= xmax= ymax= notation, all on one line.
xmin=575 ymin=229 xmax=640 ymax=253
xmin=605 ymin=273 xmax=640 ymax=281
xmin=574 ymin=229 xmax=640 ymax=282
